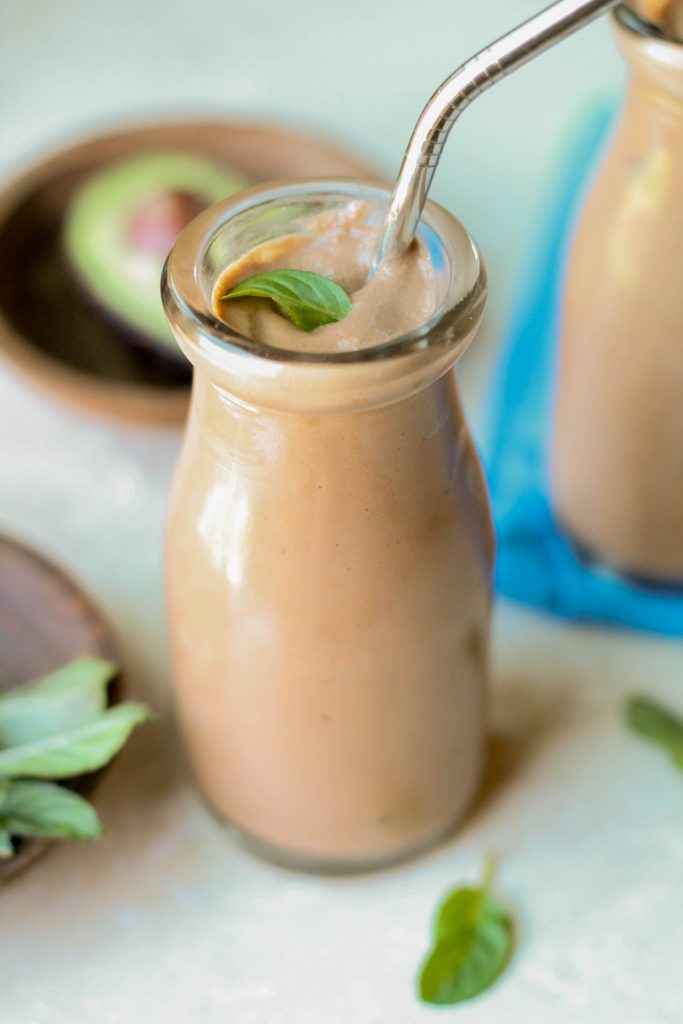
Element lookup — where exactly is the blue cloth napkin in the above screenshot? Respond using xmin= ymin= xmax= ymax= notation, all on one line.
xmin=484 ymin=106 xmax=683 ymax=637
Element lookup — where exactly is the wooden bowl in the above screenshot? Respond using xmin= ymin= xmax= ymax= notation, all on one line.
xmin=0 ymin=535 xmax=119 ymax=882
xmin=0 ymin=119 xmax=378 ymax=427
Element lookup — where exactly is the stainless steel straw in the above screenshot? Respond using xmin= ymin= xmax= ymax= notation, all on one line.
xmin=375 ymin=0 xmax=621 ymax=266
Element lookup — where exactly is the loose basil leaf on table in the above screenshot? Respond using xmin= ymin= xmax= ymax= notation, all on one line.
xmin=418 ymin=861 xmax=513 ymax=1007
xmin=625 ymin=696 xmax=683 ymax=771
xmin=0 ymin=702 xmax=150 ymax=779
xmin=0 ymin=780 xmax=101 ymax=840
xmin=0 ymin=656 xmax=116 ymax=747
xmin=220 ymin=269 xmax=352 ymax=332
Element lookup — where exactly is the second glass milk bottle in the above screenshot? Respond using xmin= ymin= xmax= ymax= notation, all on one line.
xmin=552 ymin=5 xmax=683 ymax=582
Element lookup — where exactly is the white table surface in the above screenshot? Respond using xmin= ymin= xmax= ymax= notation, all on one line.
xmin=1 ymin=2 xmax=682 ymax=1021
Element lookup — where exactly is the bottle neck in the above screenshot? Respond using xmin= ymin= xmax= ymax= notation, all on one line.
xmin=616 ymin=14 xmax=683 ymax=105
xmin=190 ymin=356 xmax=465 ymax=429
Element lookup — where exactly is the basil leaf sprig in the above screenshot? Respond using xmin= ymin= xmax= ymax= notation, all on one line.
xmin=625 ymin=696 xmax=683 ymax=771
xmin=418 ymin=858 xmax=514 ymax=1007
xmin=0 ymin=656 xmax=114 ymax=747
xmin=0 ymin=657 xmax=151 ymax=859
xmin=0 ymin=703 xmax=149 ymax=779
xmin=220 ymin=269 xmax=352 ymax=332
xmin=0 ymin=780 xmax=101 ymax=841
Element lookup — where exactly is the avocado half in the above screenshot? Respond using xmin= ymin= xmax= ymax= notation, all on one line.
xmin=63 ymin=151 xmax=248 ymax=355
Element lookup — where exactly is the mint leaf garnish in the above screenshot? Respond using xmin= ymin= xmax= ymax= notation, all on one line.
xmin=418 ymin=858 xmax=513 ymax=1006
xmin=220 ymin=269 xmax=351 ymax=332
xmin=625 ymin=696 xmax=683 ymax=771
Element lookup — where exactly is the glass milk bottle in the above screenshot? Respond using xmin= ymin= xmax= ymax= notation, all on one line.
xmin=162 ymin=180 xmax=493 ymax=871
xmin=551 ymin=5 xmax=683 ymax=582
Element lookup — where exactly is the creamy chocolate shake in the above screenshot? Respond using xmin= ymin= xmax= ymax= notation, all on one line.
xmin=164 ymin=185 xmax=492 ymax=868
xmin=551 ymin=9 xmax=683 ymax=581
xmin=212 ymin=200 xmax=436 ymax=352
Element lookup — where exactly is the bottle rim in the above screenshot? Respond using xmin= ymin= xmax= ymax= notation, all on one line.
xmin=614 ymin=3 xmax=683 ymax=49
xmin=161 ymin=178 xmax=486 ymax=371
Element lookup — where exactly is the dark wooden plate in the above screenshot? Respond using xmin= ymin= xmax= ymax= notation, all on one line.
xmin=0 ymin=118 xmax=378 ymax=427
xmin=0 ymin=535 xmax=119 ymax=882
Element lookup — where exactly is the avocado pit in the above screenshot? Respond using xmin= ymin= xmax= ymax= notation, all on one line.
xmin=129 ymin=191 xmax=205 ymax=257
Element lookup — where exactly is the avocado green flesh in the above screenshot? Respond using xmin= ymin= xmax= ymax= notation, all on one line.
xmin=64 ymin=151 xmax=248 ymax=350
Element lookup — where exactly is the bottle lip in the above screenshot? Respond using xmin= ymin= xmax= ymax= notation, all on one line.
xmin=614 ymin=3 xmax=683 ymax=50
xmin=161 ymin=177 xmax=486 ymax=370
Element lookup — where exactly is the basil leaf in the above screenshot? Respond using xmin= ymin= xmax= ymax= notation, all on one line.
xmin=418 ymin=865 xmax=513 ymax=1006
xmin=0 ymin=657 xmax=117 ymax=748
xmin=625 ymin=696 xmax=683 ymax=770
xmin=0 ymin=829 xmax=13 ymax=859
xmin=0 ymin=702 xmax=150 ymax=779
xmin=0 ymin=780 xmax=101 ymax=840
xmin=220 ymin=270 xmax=352 ymax=332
